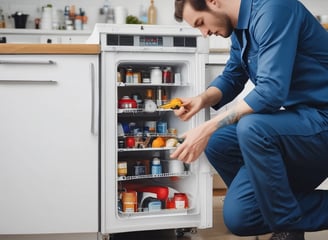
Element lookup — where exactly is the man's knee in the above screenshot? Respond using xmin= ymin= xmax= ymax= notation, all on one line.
xmin=223 ymin=192 xmax=257 ymax=236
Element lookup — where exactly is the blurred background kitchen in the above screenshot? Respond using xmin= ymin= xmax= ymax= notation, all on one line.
xmin=0 ymin=0 xmax=327 ymax=31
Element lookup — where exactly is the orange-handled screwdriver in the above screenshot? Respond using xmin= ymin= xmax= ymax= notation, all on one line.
xmin=159 ymin=98 xmax=183 ymax=110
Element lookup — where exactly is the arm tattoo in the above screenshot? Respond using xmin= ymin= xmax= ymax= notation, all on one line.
xmin=216 ymin=111 xmax=239 ymax=129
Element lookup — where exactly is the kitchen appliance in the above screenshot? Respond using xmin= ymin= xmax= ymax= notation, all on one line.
xmin=99 ymin=24 xmax=212 ymax=238
xmin=11 ymin=12 xmax=28 ymax=28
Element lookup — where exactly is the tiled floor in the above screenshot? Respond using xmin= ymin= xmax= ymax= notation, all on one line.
xmin=112 ymin=195 xmax=328 ymax=240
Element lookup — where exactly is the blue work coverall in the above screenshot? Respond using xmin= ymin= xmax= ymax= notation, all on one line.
xmin=207 ymin=0 xmax=328 ymax=235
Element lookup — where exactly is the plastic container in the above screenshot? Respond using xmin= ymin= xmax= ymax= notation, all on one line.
xmin=150 ymin=66 xmax=162 ymax=84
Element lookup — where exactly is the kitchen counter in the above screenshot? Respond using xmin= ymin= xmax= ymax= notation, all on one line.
xmin=0 ymin=43 xmax=100 ymax=54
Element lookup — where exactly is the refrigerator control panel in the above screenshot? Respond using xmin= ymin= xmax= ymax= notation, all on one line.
xmin=106 ymin=34 xmax=197 ymax=48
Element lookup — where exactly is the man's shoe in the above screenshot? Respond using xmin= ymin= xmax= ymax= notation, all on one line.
xmin=269 ymin=231 xmax=305 ymax=240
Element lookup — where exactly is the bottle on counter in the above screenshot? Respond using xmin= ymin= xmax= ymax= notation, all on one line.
xmin=139 ymin=1 xmax=148 ymax=24
xmin=147 ymin=0 xmax=157 ymax=24
xmin=0 ymin=9 xmax=6 ymax=28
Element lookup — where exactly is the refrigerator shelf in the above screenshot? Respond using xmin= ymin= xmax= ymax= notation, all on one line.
xmin=117 ymin=82 xmax=190 ymax=87
xmin=118 ymin=146 xmax=175 ymax=152
xmin=119 ymin=133 xmax=177 ymax=138
xmin=117 ymin=171 xmax=191 ymax=181
xmin=117 ymin=108 xmax=172 ymax=114
xmin=118 ymin=208 xmax=189 ymax=218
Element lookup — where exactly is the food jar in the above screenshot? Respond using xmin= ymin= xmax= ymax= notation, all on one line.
xmin=122 ymin=191 xmax=137 ymax=212
xmin=125 ymin=68 xmax=133 ymax=83
xmin=173 ymin=193 xmax=188 ymax=209
xmin=117 ymin=161 xmax=127 ymax=176
xmin=150 ymin=67 xmax=162 ymax=84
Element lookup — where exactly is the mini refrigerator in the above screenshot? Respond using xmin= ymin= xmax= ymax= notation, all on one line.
xmin=99 ymin=24 xmax=213 ymax=239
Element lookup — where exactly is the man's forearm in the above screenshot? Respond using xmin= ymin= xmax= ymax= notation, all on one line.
xmin=199 ymin=86 xmax=223 ymax=109
xmin=210 ymin=99 xmax=254 ymax=130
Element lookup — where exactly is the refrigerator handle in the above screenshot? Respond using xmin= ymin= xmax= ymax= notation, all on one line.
xmin=90 ymin=62 xmax=99 ymax=135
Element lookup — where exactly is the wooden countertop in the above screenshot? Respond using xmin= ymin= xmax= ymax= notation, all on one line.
xmin=0 ymin=44 xmax=100 ymax=55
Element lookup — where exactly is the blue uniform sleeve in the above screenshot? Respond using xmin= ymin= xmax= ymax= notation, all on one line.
xmin=208 ymin=34 xmax=249 ymax=110
xmin=244 ymin=4 xmax=298 ymax=112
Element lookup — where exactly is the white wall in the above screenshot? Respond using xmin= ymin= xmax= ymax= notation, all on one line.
xmin=301 ymin=0 xmax=328 ymax=16
xmin=0 ymin=0 xmax=326 ymax=30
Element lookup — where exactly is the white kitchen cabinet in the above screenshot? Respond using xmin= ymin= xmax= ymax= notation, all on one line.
xmin=0 ymin=54 xmax=99 ymax=234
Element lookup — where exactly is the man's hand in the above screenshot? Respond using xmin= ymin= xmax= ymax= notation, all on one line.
xmin=174 ymin=96 xmax=204 ymax=121
xmin=170 ymin=121 xmax=213 ymax=163
xmin=171 ymin=99 xmax=254 ymax=163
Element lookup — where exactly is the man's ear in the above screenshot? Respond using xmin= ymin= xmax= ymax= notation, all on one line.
xmin=206 ymin=0 xmax=220 ymax=9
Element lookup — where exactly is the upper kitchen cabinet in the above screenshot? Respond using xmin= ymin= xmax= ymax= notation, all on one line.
xmin=0 ymin=45 xmax=99 ymax=234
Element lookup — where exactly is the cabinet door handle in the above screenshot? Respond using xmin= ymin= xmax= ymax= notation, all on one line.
xmin=0 ymin=79 xmax=56 ymax=83
xmin=90 ymin=62 xmax=99 ymax=135
xmin=0 ymin=60 xmax=56 ymax=65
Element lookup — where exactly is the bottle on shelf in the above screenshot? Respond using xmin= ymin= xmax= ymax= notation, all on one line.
xmin=151 ymin=157 xmax=162 ymax=174
xmin=147 ymin=0 xmax=157 ymax=24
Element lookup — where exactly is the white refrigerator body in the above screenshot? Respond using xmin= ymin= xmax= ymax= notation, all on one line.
xmin=99 ymin=24 xmax=212 ymax=234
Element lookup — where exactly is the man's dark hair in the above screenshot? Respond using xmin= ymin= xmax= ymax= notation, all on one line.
xmin=174 ymin=0 xmax=208 ymax=22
